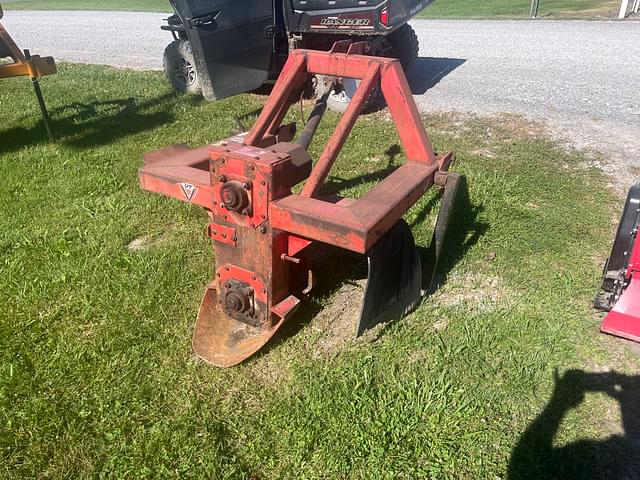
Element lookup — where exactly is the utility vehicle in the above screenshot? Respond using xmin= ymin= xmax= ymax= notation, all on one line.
xmin=162 ymin=0 xmax=433 ymax=110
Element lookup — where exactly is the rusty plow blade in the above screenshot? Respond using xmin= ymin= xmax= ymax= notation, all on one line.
xmin=192 ymin=285 xmax=290 ymax=367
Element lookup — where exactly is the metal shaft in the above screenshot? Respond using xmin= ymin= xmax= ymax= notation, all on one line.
xmin=24 ymin=49 xmax=54 ymax=142
xmin=31 ymin=78 xmax=54 ymax=143
xmin=530 ymin=0 xmax=540 ymax=18
xmin=297 ymin=86 xmax=331 ymax=151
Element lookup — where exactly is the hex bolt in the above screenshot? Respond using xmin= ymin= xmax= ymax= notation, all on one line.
xmin=218 ymin=175 xmax=227 ymax=182
xmin=259 ymin=226 xmax=267 ymax=234
xmin=242 ymin=182 xmax=251 ymax=190
xmin=220 ymin=203 xmax=226 ymax=209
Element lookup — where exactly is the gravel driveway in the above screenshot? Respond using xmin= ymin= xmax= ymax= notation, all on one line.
xmin=412 ymin=19 xmax=640 ymax=181
xmin=3 ymin=11 xmax=639 ymax=179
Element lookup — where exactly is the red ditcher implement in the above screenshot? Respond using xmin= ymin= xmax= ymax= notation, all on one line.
xmin=139 ymin=44 xmax=461 ymax=366
xmin=595 ymin=184 xmax=640 ymax=343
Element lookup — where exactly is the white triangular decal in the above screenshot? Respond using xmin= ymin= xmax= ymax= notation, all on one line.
xmin=180 ymin=183 xmax=198 ymax=202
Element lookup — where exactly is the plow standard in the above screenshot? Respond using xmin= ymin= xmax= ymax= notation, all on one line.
xmin=140 ymin=45 xmax=461 ymax=366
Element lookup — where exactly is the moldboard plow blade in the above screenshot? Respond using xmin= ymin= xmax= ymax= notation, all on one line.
xmin=358 ymin=219 xmax=421 ymax=337
xmin=359 ymin=170 xmax=462 ymax=336
xmin=595 ymin=183 xmax=640 ymax=343
xmin=139 ymin=45 xmax=464 ymax=366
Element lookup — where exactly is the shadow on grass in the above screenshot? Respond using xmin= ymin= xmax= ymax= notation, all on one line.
xmin=508 ymin=369 xmax=640 ymax=479
xmin=0 ymin=92 xmax=203 ymax=154
xmin=419 ymin=175 xmax=488 ymax=291
xmin=322 ymin=144 xmax=403 ymax=196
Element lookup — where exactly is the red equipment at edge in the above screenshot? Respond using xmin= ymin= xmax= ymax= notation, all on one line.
xmin=139 ymin=45 xmax=461 ymax=366
xmin=595 ymin=184 xmax=640 ymax=343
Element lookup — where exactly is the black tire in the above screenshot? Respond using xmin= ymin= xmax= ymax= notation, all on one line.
xmin=387 ymin=24 xmax=419 ymax=71
xmin=164 ymin=39 xmax=202 ymax=95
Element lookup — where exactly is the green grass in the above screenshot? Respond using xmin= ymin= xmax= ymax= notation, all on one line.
xmin=1 ymin=65 xmax=638 ymax=479
xmin=2 ymin=0 xmax=170 ymax=12
xmin=418 ymin=0 xmax=618 ymax=18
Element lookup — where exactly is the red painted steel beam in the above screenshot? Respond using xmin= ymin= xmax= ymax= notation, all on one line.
xmin=139 ymin=145 xmax=215 ymax=208
xmin=305 ymin=50 xmax=388 ymax=80
xmin=380 ymin=61 xmax=436 ymax=164
xmin=271 ymin=161 xmax=439 ymax=253
xmin=301 ymin=63 xmax=380 ymax=198
xmin=245 ymin=53 xmax=307 ymax=146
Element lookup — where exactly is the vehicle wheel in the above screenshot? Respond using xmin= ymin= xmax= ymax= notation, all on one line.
xmin=318 ymin=76 xmax=381 ymax=114
xmin=164 ymin=39 xmax=202 ymax=95
xmin=326 ymin=77 xmax=359 ymax=114
xmin=387 ymin=24 xmax=419 ymax=71
xmin=316 ymin=24 xmax=418 ymax=114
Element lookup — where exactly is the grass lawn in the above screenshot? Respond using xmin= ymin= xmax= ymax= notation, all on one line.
xmin=2 ymin=0 xmax=620 ymax=17
xmin=418 ymin=0 xmax=619 ymax=18
xmin=1 ymin=65 xmax=638 ymax=479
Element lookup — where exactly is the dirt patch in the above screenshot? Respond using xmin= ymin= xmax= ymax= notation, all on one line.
xmin=431 ymin=272 xmax=514 ymax=312
xmin=246 ymin=354 xmax=295 ymax=392
xmin=429 ymin=111 xmax=549 ymax=143
xmin=432 ymin=317 xmax=450 ymax=332
xmin=470 ymin=147 xmax=497 ymax=159
xmin=489 ymin=113 xmax=549 ymax=140
xmin=310 ymin=279 xmax=367 ymax=360
xmin=127 ymin=234 xmax=164 ymax=252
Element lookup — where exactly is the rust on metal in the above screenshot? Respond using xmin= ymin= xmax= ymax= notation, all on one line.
xmin=208 ymin=223 xmax=237 ymax=246
xmin=139 ymin=46 xmax=459 ymax=367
